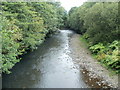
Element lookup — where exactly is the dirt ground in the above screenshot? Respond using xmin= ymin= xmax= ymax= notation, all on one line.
xmin=69 ymin=34 xmax=119 ymax=88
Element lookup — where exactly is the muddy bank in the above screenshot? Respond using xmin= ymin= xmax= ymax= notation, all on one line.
xmin=69 ymin=34 xmax=118 ymax=88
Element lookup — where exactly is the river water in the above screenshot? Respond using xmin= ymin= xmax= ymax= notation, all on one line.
xmin=3 ymin=30 xmax=89 ymax=88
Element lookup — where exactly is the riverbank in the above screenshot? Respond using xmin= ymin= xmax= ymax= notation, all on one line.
xmin=69 ymin=34 xmax=118 ymax=88
xmin=3 ymin=30 xmax=89 ymax=88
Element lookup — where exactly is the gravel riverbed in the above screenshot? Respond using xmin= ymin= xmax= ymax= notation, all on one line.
xmin=69 ymin=34 xmax=119 ymax=88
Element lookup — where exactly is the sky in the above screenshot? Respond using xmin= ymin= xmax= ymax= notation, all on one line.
xmin=57 ymin=0 xmax=87 ymax=11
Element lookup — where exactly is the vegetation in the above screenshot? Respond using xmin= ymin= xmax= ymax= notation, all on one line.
xmin=67 ymin=2 xmax=120 ymax=73
xmin=1 ymin=2 xmax=66 ymax=74
xmin=1 ymin=1 xmax=119 ymax=74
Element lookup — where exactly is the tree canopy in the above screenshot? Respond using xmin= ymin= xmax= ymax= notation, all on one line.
xmin=67 ymin=2 xmax=119 ymax=73
xmin=1 ymin=1 xmax=67 ymax=73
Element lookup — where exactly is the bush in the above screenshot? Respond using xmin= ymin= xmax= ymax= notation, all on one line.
xmin=91 ymin=41 xmax=120 ymax=73
xmin=1 ymin=2 xmax=67 ymax=74
xmin=2 ymin=17 xmax=22 ymax=74
xmin=90 ymin=43 xmax=105 ymax=54
xmin=68 ymin=2 xmax=119 ymax=73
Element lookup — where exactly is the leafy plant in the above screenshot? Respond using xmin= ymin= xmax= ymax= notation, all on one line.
xmin=89 ymin=43 xmax=105 ymax=54
xmin=1 ymin=1 xmax=67 ymax=74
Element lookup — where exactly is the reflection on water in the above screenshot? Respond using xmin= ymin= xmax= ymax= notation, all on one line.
xmin=3 ymin=30 xmax=88 ymax=88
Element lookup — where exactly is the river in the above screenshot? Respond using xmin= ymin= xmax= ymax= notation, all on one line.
xmin=3 ymin=30 xmax=90 ymax=88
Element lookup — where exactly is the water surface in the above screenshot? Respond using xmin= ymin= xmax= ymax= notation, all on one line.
xmin=3 ymin=30 xmax=89 ymax=88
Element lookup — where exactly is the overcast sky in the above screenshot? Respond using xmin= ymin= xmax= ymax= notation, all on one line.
xmin=57 ymin=0 xmax=87 ymax=11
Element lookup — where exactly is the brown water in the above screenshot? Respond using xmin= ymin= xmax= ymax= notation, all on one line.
xmin=2 ymin=30 xmax=89 ymax=88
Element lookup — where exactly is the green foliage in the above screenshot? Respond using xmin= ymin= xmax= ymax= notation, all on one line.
xmin=31 ymin=2 xmax=67 ymax=33
xmin=90 ymin=43 xmax=105 ymax=54
xmin=68 ymin=2 xmax=119 ymax=44
xmin=68 ymin=2 xmax=119 ymax=73
xmin=90 ymin=41 xmax=120 ymax=73
xmin=67 ymin=2 xmax=96 ymax=34
xmin=109 ymin=40 xmax=119 ymax=50
xmin=1 ymin=17 xmax=22 ymax=74
xmin=84 ymin=3 xmax=118 ymax=44
xmin=67 ymin=7 xmax=82 ymax=33
xmin=1 ymin=1 xmax=66 ymax=74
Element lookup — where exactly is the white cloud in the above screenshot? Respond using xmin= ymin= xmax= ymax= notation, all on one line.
xmin=58 ymin=0 xmax=87 ymax=11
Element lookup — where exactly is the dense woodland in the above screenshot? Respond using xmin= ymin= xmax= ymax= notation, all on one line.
xmin=67 ymin=2 xmax=120 ymax=73
xmin=1 ymin=2 xmax=67 ymax=73
xmin=1 ymin=2 xmax=120 ymax=74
